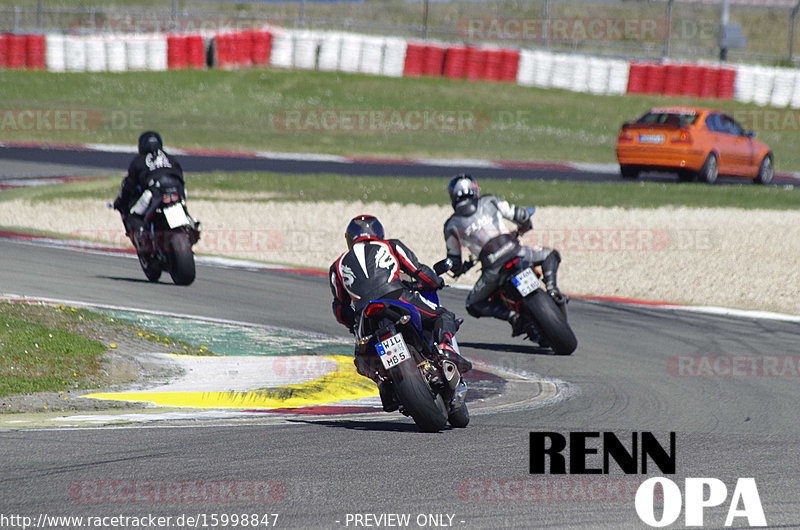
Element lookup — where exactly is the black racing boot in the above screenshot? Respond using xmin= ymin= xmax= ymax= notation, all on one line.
xmin=438 ymin=343 xmax=473 ymax=374
xmin=377 ymin=381 xmax=399 ymax=412
xmin=542 ymin=251 xmax=568 ymax=307
xmin=509 ymin=312 xmax=527 ymax=337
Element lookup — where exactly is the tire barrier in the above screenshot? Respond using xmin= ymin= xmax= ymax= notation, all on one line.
xmin=381 ymin=37 xmax=407 ymax=78
xmin=516 ymin=49 xmax=628 ymax=95
xmin=338 ymin=33 xmax=363 ymax=73
xmin=19 ymin=33 xmax=170 ymax=73
xmin=403 ymin=42 xmax=426 ymax=77
xmin=293 ymin=30 xmax=321 ymax=70
xmin=6 ymin=29 xmax=800 ymax=109
xmin=269 ymin=30 xmax=293 ymax=68
xmin=44 ymin=33 xmax=65 ymax=72
xmin=359 ymin=36 xmax=385 ymax=76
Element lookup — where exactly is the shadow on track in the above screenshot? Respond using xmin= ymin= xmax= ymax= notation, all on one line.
xmin=458 ymin=341 xmax=554 ymax=355
xmin=98 ymin=275 xmax=188 ymax=287
xmin=287 ymin=418 xmax=441 ymax=433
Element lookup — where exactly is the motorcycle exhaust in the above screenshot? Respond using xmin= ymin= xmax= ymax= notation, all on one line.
xmin=441 ymin=360 xmax=460 ymax=390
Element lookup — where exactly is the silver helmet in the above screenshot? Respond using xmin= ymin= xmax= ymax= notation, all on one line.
xmin=447 ymin=174 xmax=479 ymax=207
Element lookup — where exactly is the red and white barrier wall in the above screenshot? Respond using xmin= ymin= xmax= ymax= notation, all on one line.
xmin=4 ymin=29 xmax=800 ymax=109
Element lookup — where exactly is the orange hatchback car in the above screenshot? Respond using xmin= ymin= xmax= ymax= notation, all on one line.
xmin=616 ymin=107 xmax=774 ymax=184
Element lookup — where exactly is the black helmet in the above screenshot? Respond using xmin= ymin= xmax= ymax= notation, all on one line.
xmin=447 ymin=173 xmax=479 ymax=207
xmin=345 ymin=215 xmax=385 ymax=249
xmin=138 ymin=131 xmax=163 ymax=155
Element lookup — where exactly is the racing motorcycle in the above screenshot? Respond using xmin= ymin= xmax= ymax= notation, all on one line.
xmin=353 ymin=259 xmax=469 ymax=433
xmin=129 ymin=174 xmax=200 ymax=286
xmin=460 ymin=209 xmax=578 ymax=356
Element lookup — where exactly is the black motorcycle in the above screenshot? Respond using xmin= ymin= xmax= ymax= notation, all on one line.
xmin=459 ymin=210 xmax=577 ymax=356
xmin=131 ymin=175 xmax=200 ymax=286
xmin=353 ymin=259 xmax=469 ymax=433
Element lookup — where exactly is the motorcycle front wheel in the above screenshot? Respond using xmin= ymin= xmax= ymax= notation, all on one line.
xmin=523 ymin=290 xmax=578 ymax=356
xmin=138 ymin=253 xmax=162 ymax=282
xmin=448 ymin=401 xmax=470 ymax=428
xmin=389 ymin=347 xmax=448 ymax=433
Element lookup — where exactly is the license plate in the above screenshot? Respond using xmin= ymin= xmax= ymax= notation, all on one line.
xmin=376 ymin=333 xmax=413 ymax=370
xmin=512 ymin=268 xmax=540 ymax=297
xmin=638 ymin=134 xmax=665 ymax=144
xmin=163 ymin=204 xmax=189 ymax=228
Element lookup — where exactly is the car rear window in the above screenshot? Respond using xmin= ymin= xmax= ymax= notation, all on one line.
xmin=636 ymin=112 xmax=698 ymax=127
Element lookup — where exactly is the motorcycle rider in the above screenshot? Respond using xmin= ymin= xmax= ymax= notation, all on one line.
xmin=443 ymin=174 xmax=565 ymax=336
xmin=112 ymin=131 xmax=187 ymax=251
xmin=329 ymin=215 xmax=471 ymax=410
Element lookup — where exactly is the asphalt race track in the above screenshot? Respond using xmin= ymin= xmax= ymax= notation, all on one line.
xmin=0 ymin=143 xmax=616 ymax=182
xmin=1 ymin=146 xmax=800 ymax=528
xmin=2 ymin=236 xmax=800 ymax=529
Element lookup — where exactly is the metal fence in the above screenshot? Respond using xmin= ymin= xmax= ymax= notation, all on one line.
xmin=2 ymin=0 xmax=800 ymax=65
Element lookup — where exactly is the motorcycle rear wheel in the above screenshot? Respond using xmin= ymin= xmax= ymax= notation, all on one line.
xmin=390 ymin=348 xmax=448 ymax=433
xmin=523 ymin=290 xmax=578 ymax=356
xmin=166 ymin=231 xmax=196 ymax=286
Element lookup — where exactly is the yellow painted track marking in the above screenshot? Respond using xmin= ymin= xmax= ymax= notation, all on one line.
xmin=83 ymin=355 xmax=377 ymax=409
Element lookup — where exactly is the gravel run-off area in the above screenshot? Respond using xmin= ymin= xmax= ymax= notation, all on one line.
xmin=1 ymin=197 xmax=799 ymax=316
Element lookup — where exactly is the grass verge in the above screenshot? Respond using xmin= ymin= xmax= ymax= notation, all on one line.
xmin=2 ymin=69 xmax=799 ymax=171
xmin=2 ymin=171 xmax=798 ymax=211
xmin=0 ymin=302 xmax=107 ymax=396
xmin=0 ymin=301 xmax=210 ymax=398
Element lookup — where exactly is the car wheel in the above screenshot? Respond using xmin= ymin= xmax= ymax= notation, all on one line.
xmin=698 ymin=153 xmax=718 ymax=184
xmin=754 ymin=154 xmax=774 ymax=185
xmin=620 ymin=165 xmax=639 ymax=179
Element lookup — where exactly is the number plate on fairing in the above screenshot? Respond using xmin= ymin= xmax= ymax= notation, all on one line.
xmin=376 ymin=333 xmax=413 ymax=370
xmin=163 ymin=204 xmax=189 ymax=229
xmin=512 ymin=268 xmax=540 ymax=296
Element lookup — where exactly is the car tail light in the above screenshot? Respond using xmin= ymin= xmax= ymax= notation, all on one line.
xmin=617 ymin=128 xmax=633 ymax=142
xmin=671 ymin=129 xmax=692 ymax=144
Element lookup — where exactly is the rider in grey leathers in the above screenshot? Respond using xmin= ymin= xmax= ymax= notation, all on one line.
xmin=443 ymin=174 xmax=565 ymax=335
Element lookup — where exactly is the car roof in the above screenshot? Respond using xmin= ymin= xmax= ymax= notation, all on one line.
xmin=646 ymin=106 xmax=722 ymax=116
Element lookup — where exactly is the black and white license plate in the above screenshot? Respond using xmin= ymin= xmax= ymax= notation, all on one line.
xmin=376 ymin=333 xmax=412 ymax=370
xmin=163 ymin=204 xmax=189 ymax=228
xmin=512 ymin=268 xmax=540 ymax=297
